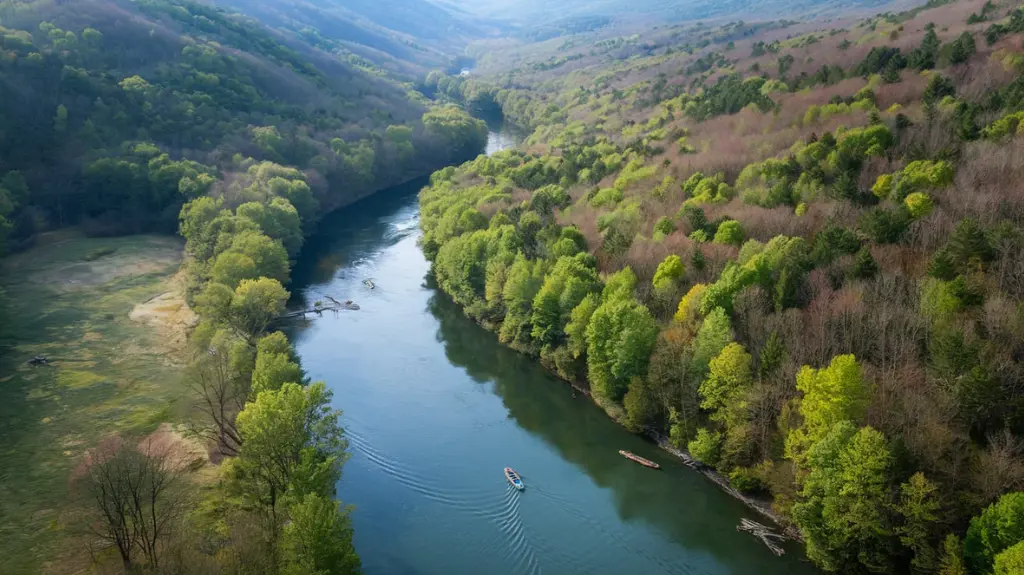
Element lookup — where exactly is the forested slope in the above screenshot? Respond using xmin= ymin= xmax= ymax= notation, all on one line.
xmin=0 ymin=0 xmax=485 ymax=248
xmin=420 ymin=0 xmax=1024 ymax=573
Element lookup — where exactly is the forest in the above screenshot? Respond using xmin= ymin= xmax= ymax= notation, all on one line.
xmin=420 ymin=0 xmax=1024 ymax=573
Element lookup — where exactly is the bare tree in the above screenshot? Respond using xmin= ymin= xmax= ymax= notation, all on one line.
xmin=77 ymin=436 xmax=186 ymax=572
xmin=186 ymin=345 xmax=249 ymax=456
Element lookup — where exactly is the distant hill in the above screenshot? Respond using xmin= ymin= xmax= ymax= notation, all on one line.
xmin=212 ymin=0 xmax=490 ymax=75
xmin=436 ymin=0 xmax=902 ymax=25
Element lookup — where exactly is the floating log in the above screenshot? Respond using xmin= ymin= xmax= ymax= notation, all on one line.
xmin=618 ymin=450 xmax=660 ymax=469
xmin=737 ymin=518 xmax=786 ymax=556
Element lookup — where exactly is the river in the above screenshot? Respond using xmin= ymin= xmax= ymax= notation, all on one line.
xmin=286 ymin=127 xmax=818 ymax=575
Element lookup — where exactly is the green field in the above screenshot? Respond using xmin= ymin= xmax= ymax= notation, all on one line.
xmin=0 ymin=232 xmax=190 ymax=574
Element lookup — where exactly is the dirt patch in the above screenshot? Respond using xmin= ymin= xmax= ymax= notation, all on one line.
xmin=129 ymin=275 xmax=198 ymax=353
xmin=139 ymin=423 xmax=210 ymax=471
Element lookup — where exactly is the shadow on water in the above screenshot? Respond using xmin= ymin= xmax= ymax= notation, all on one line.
xmin=424 ymin=286 xmax=817 ymax=574
xmin=288 ymin=176 xmax=430 ymax=307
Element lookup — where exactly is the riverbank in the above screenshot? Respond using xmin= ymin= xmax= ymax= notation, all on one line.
xmin=286 ymin=182 xmax=816 ymax=574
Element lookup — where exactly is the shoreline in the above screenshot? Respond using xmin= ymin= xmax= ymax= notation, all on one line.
xmin=455 ymin=287 xmax=804 ymax=543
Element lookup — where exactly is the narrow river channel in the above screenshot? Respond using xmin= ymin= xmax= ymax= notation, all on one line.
xmin=286 ymin=126 xmax=818 ymax=575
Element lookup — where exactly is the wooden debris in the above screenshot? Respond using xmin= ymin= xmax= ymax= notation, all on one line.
xmin=276 ymin=297 xmax=359 ymax=320
xmin=737 ymin=518 xmax=786 ymax=556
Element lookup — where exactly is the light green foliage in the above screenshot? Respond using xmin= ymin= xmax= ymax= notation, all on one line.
xmin=904 ymin=192 xmax=935 ymax=218
xmin=688 ymin=428 xmax=723 ymax=465
xmin=920 ymin=277 xmax=963 ymax=324
xmin=994 ymin=541 xmax=1024 ymax=575
xmin=652 ymin=255 xmax=685 ymax=292
xmin=691 ymin=307 xmax=732 ymax=379
xmin=237 ymin=198 xmax=304 ymax=257
xmin=792 ymin=423 xmax=894 ymax=573
xmin=566 ymin=293 xmax=600 ymax=359
xmin=590 ymin=187 xmax=624 ymax=208
xmin=586 ymin=296 xmax=659 ymax=401
xmin=982 ymin=111 xmax=1024 ymax=139
xmin=499 ymin=255 xmax=548 ymax=346
xmin=674 ymin=283 xmax=707 ymax=325
xmin=700 ymin=343 xmax=752 ymax=425
xmin=896 ymin=472 xmax=943 ymax=574
xmin=872 ymin=174 xmax=895 ymax=199
xmin=713 ymin=220 xmax=744 ymax=246
xmin=234 ymin=382 xmax=345 ymax=520
xmin=965 ymin=492 xmax=1024 ymax=575
xmin=253 ymin=332 xmax=304 ymax=395
xmin=531 ymin=254 xmax=602 ymax=346
xmin=219 ymin=230 xmax=290 ymax=286
xmin=197 ymin=278 xmax=289 ymax=345
xmin=422 ymin=105 xmax=489 ymax=159
xmin=281 ymin=493 xmax=360 ymax=575
xmin=892 ymin=160 xmax=954 ymax=201
xmin=939 ymin=534 xmax=968 ymax=575
xmin=787 ymin=354 xmax=870 ymax=458
xmin=682 ymin=172 xmax=734 ymax=206
xmin=653 ymin=216 xmax=676 ymax=240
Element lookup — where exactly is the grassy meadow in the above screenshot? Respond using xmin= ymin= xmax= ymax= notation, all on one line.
xmin=0 ymin=231 xmax=192 ymax=574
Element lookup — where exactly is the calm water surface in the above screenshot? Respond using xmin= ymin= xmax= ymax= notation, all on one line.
xmin=287 ymin=132 xmax=817 ymax=575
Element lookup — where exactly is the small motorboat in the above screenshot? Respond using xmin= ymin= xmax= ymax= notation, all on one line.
xmin=363 ymin=278 xmax=375 ymax=289
xmin=619 ymin=450 xmax=660 ymax=469
xmin=504 ymin=467 xmax=525 ymax=490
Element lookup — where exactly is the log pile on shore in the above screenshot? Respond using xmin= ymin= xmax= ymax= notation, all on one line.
xmin=737 ymin=518 xmax=786 ymax=556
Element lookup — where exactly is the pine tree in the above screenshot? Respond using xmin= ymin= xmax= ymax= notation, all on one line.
xmin=853 ymin=247 xmax=879 ymax=279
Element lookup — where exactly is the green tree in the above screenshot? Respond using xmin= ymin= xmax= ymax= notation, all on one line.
xmin=281 ymin=493 xmax=360 ymax=575
xmin=792 ymin=423 xmax=895 ymax=573
xmin=700 ymin=342 xmax=752 ymax=425
xmin=691 ymin=307 xmax=733 ymax=379
xmin=896 ymin=472 xmax=943 ymax=574
xmin=994 ymin=541 xmax=1024 ymax=575
xmin=714 ymin=220 xmax=745 ymax=246
xmin=198 ymin=278 xmax=289 ymax=345
xmin=951 ymin=32 xmax=976 ymax=64
xmin=223 ymin=230 xmax=290 ymax=285
xmin=237 ymin=198 xmax=304 ymax=258
xmin=652 ymin=255 xmax=685 ymax=292
xmin=233 ymin=382 xmax=346 ymax=539
xmin=253 ymin=332 xmax=304 ymax=395
xmin=965 ymin=492 xmax=1024 ymax=574
xmin=786 ymin=355 xmax=871 ymax=460
xmin=688 ymin=428 xmax=723 ymax=466
xmin=211 ymin=251 xmax=258 ymax=289
xmin=938 ymin=534 xmax=967 ymax=575
xmin=585 ymin=297 xmax=659 ymax=401
xmin=853 ymin=247 xmax=879 ymax=279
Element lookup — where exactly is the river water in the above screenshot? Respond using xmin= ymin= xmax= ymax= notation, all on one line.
xmin=286 ymin=127 xmax=817 ymax=575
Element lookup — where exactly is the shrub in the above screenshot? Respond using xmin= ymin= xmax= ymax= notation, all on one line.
xmin=904 ymin=192 xmax=935 ymax=218
xmin=713 ymin=220 xmax=744 ymax=246
xmin=688 ymin=428 xmax=722 ymax=465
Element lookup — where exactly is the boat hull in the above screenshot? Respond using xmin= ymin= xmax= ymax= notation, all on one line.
xmin=504 ymin=467 xmax=525 ymax=490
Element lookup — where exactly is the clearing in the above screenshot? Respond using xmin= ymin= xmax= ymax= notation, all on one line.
xmin=0 ymin=231 xmax=199 ymax=574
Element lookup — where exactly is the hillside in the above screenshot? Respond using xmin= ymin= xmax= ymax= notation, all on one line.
xmin=0 ymin=0 xmax=486 ymax=245
xmin=438 ymin=0 xmax=913 ymax=29
xmin=419 ymin=0 xmax=1024 ymax=572
xmin=213 ymin=0 xmax=485 ymax=75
